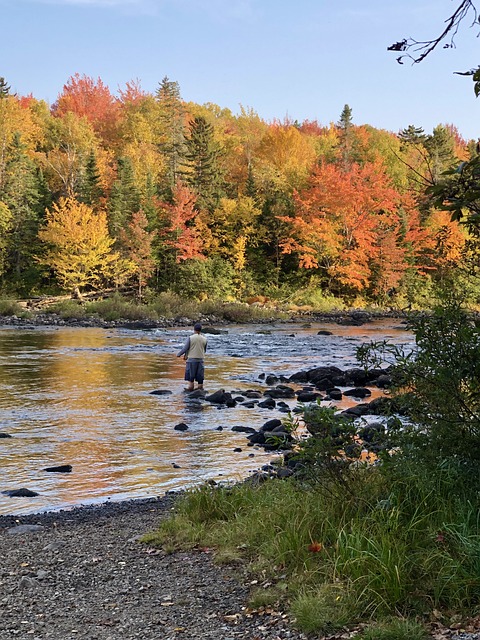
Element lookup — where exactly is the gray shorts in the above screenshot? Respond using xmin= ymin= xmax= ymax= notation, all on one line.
xmin=185 ymin=360 xmax=205 ymax=384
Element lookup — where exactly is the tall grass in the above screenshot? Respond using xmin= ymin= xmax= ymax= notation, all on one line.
xmin=0 ymin=298 xmax=28 ymax=317
xmin=144 ymin=462 xmax=480 ymax=632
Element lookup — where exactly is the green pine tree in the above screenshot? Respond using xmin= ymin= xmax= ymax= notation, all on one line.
xmin=337 ymin=104 xmax=353 ymax=168
xmin=0 ymin=77 xmax=11 ymax=99
xmin=182 ymin=115 xmax=224 ymax=212
xmin=108 ymin=157 xmax=141 ymax=238
xmin=156 ymin=76 xmax=186 ymax=192
xmin=78 ymin=149 xmax=104 ymax=205
xmin=1 ymin=133 xmax=45 ymax=285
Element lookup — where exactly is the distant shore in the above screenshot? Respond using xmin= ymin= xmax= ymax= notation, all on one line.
xmin=0 ymin=307 xmax=408 ymax=331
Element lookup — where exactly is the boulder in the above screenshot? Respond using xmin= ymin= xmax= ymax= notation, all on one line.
xmin=149 ymin=389 xmax=173 ymax=396
xmin=296 ymin=391 xmax=321 ymax=403
xmin=231 ymin=425 xmax=256 ymax=434
xmin=174 ymin=423 xmax=189 ymax=431
xmin=205 ymin=389 xmax=233 ymax=404
xmin=343 ymin=387 xmax=372 ymax=399
xmin=247 ymin=431 xmax=267 ymax=445
xmin=258 ymin=398 xmax=276 ymax=409
xmin=317 ymin=330 xmax=333 ymax=336
xmin=265 ymin=374 xmax=279 ymax=385
xmin=260 ymin=419 xmax=283 ymax=432
xmin=44 ymin=465 xmax=72 ymax=473
xmin=202 ymin=327 xmax=228 ymax=335
xmin=328 ymin=388 xmax=343 ymax=401
xmin=375 ymin=374 xmax=393 ymax=388
xmin=3 ymin=488 xmax=39 ymax=497
xmin=288 ymin=371 xmax=309 ymax=383
xmin=0 ymin=432 xmax=12 ymax=438
xmin=243 ymin=390 xmax=263 ymax=399
xmin=344 ymin=368 xmax=368 ymax=386
xmin=264 ymin=385 xmax=296 ymax=399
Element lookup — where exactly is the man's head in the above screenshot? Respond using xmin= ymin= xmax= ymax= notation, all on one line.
xmin=193 ymin=322 xmax=202 ymax=332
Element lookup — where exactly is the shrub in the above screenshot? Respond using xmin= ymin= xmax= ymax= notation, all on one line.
xmin=44 ymin=299 xmax=86 ymax=319
xmin=85 ymin=294 xmax=153 ymax=321
xmin=0 ymin=298 xmax=27 ymax=317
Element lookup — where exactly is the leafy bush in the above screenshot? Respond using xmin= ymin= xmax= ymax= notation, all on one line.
xmin=85 ymin=294 xmax=152 ymax=321
xmin=44 ymin=299 xmax=86 ymax=319
xmin=170 ymin=257 xmax=236 ymax=301
xmin=357 ymin=298 xmax=480 ymax=476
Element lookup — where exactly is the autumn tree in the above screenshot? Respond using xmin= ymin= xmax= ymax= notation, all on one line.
xmin=282 ymin=162 xmax=415 ymax=299
xmin=156 ymin=181 xmax=204 ymax=267
xmin=40 ymin=111 xmax=97 ymax=198
xmin=53 ymin=74 xmax=120 ymax=145
xmin=119 ymin=211 xmax=156 ymax=297
xmin=38 ymin=197 xmax=119 ymax=296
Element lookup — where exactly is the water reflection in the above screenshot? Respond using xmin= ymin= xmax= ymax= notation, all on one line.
xmin=0 ymin=321 xmax=413 ymax=515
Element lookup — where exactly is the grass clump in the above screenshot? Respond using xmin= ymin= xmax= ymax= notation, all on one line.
xmin=85 ymin=294 xmax=153 ymax=321
xmin=144 ymin=451 xmax=480 ymax=633
xmin=359 ymin=617 xmax=427 ymax=640
xmin=0 ymin=298 xmax=28 ymax=316
xmin=44 ymin=299 xmax=86 ymax=319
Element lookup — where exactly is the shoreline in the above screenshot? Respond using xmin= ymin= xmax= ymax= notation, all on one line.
xmin=0 ymin=493 xmax=178 ymax=531
xmin=0 ymin=307 xmax=408 ymax=331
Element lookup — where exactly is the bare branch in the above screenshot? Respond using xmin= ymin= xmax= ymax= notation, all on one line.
xmin=388 ymin=1 xmax=478 ymax=64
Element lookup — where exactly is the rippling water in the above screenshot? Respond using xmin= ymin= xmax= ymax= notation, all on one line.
xmin=0 ymin=319 xmax=413 ymax=515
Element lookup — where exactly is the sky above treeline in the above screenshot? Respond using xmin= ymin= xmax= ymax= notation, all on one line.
xmin=2 ymin=0 xmax=480 ymax=140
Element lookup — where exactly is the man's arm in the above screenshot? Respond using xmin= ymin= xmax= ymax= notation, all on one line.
xmin=177 ymin=337 xmax=190 ymax=357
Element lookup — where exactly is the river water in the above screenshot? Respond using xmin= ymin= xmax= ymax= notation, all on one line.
xmin=0 ymin=319 xmax=413 ymax=515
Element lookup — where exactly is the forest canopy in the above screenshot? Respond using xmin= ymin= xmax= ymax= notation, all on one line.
xmin=0 ymin=73 xmax=477 ymax=307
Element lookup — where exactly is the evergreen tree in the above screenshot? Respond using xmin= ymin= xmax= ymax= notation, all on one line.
xmin=0 ymin=77 xmax=11 ymax=98
xmin=399 ymin=124 xmax=427 ymax=145
xmin=1 ymin=133 xmax=45 ymax=285
xmin=337 ymin=104 xmax=353 ymax=168
xmin=156 ymin=76 xmax=186 ymax=192
xmin=78 ymin=149 xmax=104 ymax=206
xmin=108 ymin=157 xmax=141 ymax=239
xmin=182 ymin=115 xmax=224 ymax=212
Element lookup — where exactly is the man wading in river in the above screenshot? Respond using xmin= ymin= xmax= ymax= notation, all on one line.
xmin=177 ymin=323 xmax=208 ymax=391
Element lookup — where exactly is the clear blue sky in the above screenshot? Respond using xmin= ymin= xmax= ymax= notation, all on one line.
xmin=1 ymin=0 xmax=479 ymax=140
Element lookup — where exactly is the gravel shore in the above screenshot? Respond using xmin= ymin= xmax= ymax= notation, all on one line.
xmin=0 ymin=496 xmax=308 ymax=640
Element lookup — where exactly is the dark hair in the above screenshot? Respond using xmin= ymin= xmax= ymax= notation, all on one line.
xmin=193 ymin=323 xmax=202 ymax=331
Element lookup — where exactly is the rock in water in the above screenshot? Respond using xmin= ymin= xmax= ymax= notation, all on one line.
xmin=3 ymin=488 xmax=39 ymax=497
xmin=174 ymin=423 xmax=189 ymax=431
xmin=44 ymin=465 xmax=73 ymax=473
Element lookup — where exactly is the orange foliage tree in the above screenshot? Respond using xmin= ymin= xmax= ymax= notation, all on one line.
xmin=157 ymin=182 xmax=204 ymax=262
xmin=282 ymin=162 xmax=423 ymax=298
xmin=53 ymin=73 xmax=120 ymax=144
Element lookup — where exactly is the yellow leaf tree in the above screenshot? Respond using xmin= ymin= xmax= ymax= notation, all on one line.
xmin=38 ymin=197 xmax=119 ymax=296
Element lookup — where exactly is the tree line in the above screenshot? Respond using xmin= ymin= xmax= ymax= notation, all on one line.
xmin=0 ymin=73 xmax=476 ymax=306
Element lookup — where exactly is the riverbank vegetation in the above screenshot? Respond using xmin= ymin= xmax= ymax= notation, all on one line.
xmin=144 ymin=299 xmax=480 ymax=638
xmin=0 ymin=74 xmax=479 ymax=313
